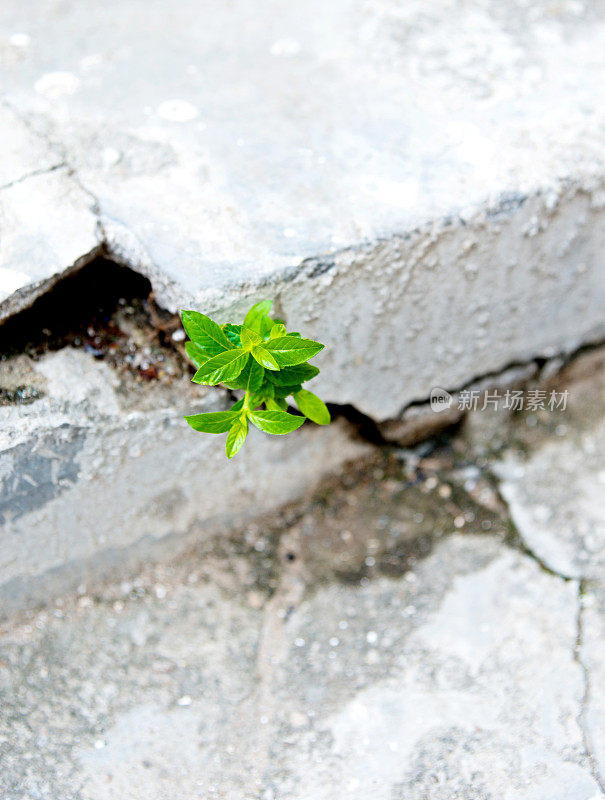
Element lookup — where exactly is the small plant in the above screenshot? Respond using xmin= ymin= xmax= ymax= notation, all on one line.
xmin=181 ymin=300 xmax=330 ymax=458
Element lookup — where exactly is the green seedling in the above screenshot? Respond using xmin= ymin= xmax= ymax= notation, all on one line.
xmin=182 ymin=300 xmax=330 ymax=458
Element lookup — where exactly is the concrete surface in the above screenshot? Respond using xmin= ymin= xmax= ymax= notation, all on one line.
xmin=0 ymin=102 xmax=101 ymax=316
xmin=1 ymin=365 xmax=605 ymax=798
xmin=1 ymin=0 xmax=605 ymax=417
xmin=0 ymin=348 xmax=370 ymax=615
xmin=493 ymin=348 xmax=605 ymax=579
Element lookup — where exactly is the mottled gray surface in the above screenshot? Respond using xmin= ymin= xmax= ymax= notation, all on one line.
xmin=1 ymin=1 xmax=605 ymax=417
xmin=2 ymin=360 xmax=605 ymax=799
xmin=0 ymin=535 xmax=602 ymax=800
xmin=0 ymin=349 xmax=370 ymax=614
xmin=494 ymin=349 xmax=605 ymax=579
xmin=581 ymin=581 xmax=605 ymax=787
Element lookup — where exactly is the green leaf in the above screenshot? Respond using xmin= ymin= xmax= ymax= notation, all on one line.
xmin=222 ymin=323 xmax=242 ymax=346
xmin=185 ymin=341 xmax=210 ymax=368
xmin=226 ymin=415 xmax=248 ymax=458
xmin=273 ymin=383 xmax=302 ymax=399
xmin=234 ymin=358 xmax=265 ymax=393
xmin=240 ymin=327 xmax=263 ymax=350
xmin=260 ymin=315 xmax=276 ymax=337
xmin=184 ymin=410 xmax=239 ymax=433
xmin=293 ymin=389 xmax=331 ymax=425
xmin=270 ymin=323 xmax=287 ymax=338
xmin=265 ymin=363 xmax=320 ymax=386
xmin=265 ymin=336 xmax=324 ymax=366
xmin=248 ymin=410 xmax=305 ymax=435
xmin=231 ymin=398 xmax=245 ymax=412
xmin=192 ymin=349 xmax=249 ymax=385
xmin=251 ymin=346 xmax=279 ymax=371
xmin=181 ymin=310 xmax=232 ymax=354
xmin=247 ymin=392 xmax=265 ymax=409
xmin=275 ymin=397 xmax=288 ymax=410
xmin=264 ymin=397 xmax=283 ymax=412
xmin=260 ymin=381 xmax=274 ymax=398
xmin=244 ymin=300 xmax=273 ymax=333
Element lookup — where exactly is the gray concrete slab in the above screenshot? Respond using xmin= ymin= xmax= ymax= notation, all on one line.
xmin=0 ymin=348 xmax=371 ymax=615
xmin=493 ymin=349 xmax=605 ymax=579
xmin=1 ymin=534 xmax=602 ymax=800
xmin=2 ymin=351 xmax=605 ymax=799
xmin=1 ymin=1 xmax=605 ymax=417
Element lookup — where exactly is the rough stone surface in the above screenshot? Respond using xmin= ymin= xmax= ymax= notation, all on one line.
xmin=1 ymin=535 xmax=602 ymax=800
xmin=0 ymin=103 xmax=101 ymax=316
xmin=1 ymin=2 xmax=605 ymax=416
xmin=2 ymin=359 xmax=605 ymax=798
xmin=581 ymin=581 xmax=605 ymax=786
xmin=494 ymin=349 xmax=605 ymax=579
xmin=0 ymin=349 xmax=370 ymax=614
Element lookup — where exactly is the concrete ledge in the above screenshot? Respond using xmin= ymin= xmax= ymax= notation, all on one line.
xmin=1 ymin=0 xmax=605 ymax=611
xmin=0 ymin=350 xmax=370 ymax=615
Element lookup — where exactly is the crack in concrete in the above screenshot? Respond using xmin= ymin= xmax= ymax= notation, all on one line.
xmin=1 ymin=97 xmax=102 ymax=209
xmin=233 ymin=552 xmax=305 ymax=793
xmin=574 ymin=580 xmax=605 ymax=792
xmin=0 ymin=161 xmax=67 ymax=191
xmin=480 ymin=465 xmax=574 ymax=582
xmin=390 ymin=340 xmax=605 ymax=425
xmin=474 ymin=467 xmax=605 ymax=790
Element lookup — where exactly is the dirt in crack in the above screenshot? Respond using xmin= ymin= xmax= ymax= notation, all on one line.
xmin=0 ymin=257 xmax=190 ymax=384
xmin=174 ymin=438 xmax=512 ymax=600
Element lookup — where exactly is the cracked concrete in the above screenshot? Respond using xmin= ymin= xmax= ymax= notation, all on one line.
xmin=579 ymin=581 xmax=605 ymax=788
xmin=1 ymin=6 xmax=605 ymax=791
xmin=1 ymin=374 xmax=605 ymax=797
xmin=0 ymin=346 xmax=372 ymax=615
xmin=0 ymin=102 xmax=102 ymax=317
xmin=492 ymin=348 xmax=605 ymax=579
xmin=1 ymin=0 xmax=605 ymax=417
xmin=575 ymin=581 xmax=605 ymax=794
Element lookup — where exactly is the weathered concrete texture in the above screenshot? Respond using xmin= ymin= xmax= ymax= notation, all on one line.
xmin=1 ymin=2 xmax=605 ymax=416
xmin=494 ymin=349 xmax=605 ymax=579
xmin=0 ymin=349 xmax=370 ymax=614
xmin=270 ymin=541 xmax=596 ymax=800
xmin=3 ymin=360 xmax=605 ymax=799
xmin=0 ymin=103 xmax=101 ymax=317
xmin=1 ymin=535 xmax=602 ymax=800
xmin=581 ymin=582 xmax=605 ymax=786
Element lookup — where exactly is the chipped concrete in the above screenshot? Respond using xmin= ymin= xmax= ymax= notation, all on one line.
xmin=1 ymin=1 xmax=605 ymax=417
xmin=1 ymin=351 xmax=604 ymax=798
xmin=1 ymin=534 xmax=602 ymax=799
xmin=493 ymin=348 xmax=605 ymax=579
xmin=0 ymin=348 xmax=371 ymax=614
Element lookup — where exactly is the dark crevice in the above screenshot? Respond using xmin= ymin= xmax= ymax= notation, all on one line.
xmin=0 ymin=256 xmax=189 ymax=383
xmin=400 ymin=337 xmax=605 ymax=418
xmin=328 ymin=401 xmax=464 ymax=449
xmin=327 ymin=403 xmax=389 ymax=445
xmin=0 ymin=257 xmax=151 ymax=357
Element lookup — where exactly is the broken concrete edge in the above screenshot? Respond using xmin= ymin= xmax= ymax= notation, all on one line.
xmin=0 ymin=347 xmax=375 ymax=617
xmin=374 ymin=341 xmax=605 ymax=448
xmin=0 ymin=241 xmax=105 ymax=322
xmin=0 ymin=339 xmax=601 ymax=619
xmin=2 ymin=139 xmax=605 ymax=415
xmin=105 ymin=172 xmax=605 ymax=421
xmin=100 ymin=172 xmax=605 ymax=310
